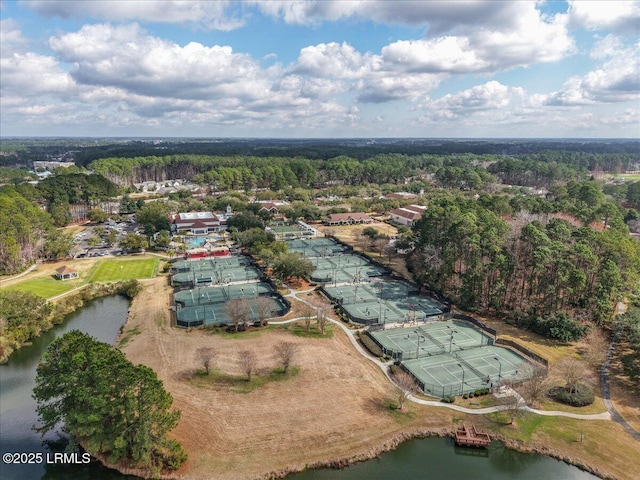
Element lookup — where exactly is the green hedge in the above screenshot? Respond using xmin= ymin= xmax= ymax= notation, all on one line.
xmin=359 ymin=332 xmax=384 ymax=357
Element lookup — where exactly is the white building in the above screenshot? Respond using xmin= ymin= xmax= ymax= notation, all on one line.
xmin=389 ymin=205 xmax=427 ymax=227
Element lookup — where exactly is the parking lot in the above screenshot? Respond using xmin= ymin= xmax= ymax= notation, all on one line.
xmin=72 ymin=217 xmax=139 ymax=258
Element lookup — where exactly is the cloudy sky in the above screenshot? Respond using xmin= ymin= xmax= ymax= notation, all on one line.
xmin=1 ymin=0 xmax=639 ymax=138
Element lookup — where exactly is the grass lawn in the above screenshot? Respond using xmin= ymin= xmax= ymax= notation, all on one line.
xmin=606 ymin=173 xmax=640 ymax=181
xmin=3 ymin=276 xmax=81 ymax=298
xmin=90 ymin=257 xmax=159 ymax=282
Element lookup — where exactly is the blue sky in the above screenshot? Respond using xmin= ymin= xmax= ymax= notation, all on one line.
xmin=1 ymin=1 xmax=638 ymax=138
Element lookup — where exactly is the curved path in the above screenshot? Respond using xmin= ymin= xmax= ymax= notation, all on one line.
xmin=0 ymin=263 xmax=38 ymax=284
xmin=279 ymin=287 xmax=611 ymax=421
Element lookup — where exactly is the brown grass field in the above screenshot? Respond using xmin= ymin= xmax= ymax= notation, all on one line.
xmin=119 ymin=277 xmax=640 ymax=480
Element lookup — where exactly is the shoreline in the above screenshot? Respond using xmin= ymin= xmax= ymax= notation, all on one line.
xmin=0 ymin=282 xmax=133 ymax=363
xmin=97 ymin=427 xmax=613 ymax=480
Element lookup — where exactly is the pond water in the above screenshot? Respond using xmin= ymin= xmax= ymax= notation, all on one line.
xmin=0 ymin=295 xmax=600 ymax=480
xmin=288 ymin=436 xmax=599 ymax=480
xmin=0 ymin=296 xmax=138 ymax=480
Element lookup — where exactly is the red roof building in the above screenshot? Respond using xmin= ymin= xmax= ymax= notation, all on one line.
xmin=389 ymin=205 xmax=427 ymax=227
xmin=324 ymin=212 xmax=373 ymax=225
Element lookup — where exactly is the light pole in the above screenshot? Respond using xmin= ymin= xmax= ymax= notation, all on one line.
xmin=415 ymin=331 xmax=425 ymax=358
xmin=378 ymin=299 xmax=382 ymax=324
xmin=449 ymin=328 xmax=458 ymax=353
xmin=457 ymin=363 xmax=465 ymax=395
xmin=493 ymin=356 xmax=502 ymax=385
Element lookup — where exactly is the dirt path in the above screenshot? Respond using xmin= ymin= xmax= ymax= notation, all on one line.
xmin=120 ymin=278 xmax=640 ymax=480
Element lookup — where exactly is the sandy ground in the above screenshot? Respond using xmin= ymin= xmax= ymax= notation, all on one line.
xmin=120 ymin=277 xmax=456 ymax=479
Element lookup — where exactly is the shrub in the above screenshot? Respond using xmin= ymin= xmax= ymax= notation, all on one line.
xmin=441 ymin=396 xmax=455 ymax=403
xmin=388 ymin=364 xmax=403 ymax=376
xmin=548 ymin=384 xmax=595 ymax=407
xmin=359 ymin=332 xmax=384 ymax=357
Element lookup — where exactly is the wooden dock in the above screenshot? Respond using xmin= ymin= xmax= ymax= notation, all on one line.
xmin=454 ymin=423 xmax=491 ymax=447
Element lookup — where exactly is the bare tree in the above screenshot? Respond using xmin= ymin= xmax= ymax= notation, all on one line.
xmin=316 ymin=306 xmax=329 ymax=335
xmin=580 ymin=328 xmax=608 ymax=369
xmin=195 ymin=346 xmax=216 ymax=375
xmin=393 ymin=370 xmax=418 ymax=410
xmin=255 ymin=296 xmax=273 ymax=327
xmin=301 ymin=302 xmax=316 ymax=332
xmin=273 ymin=341 xmax=299 ymax=374
xmin=238 ymin=350 xmax=258 ymax=381
xmin=555 ymin=357 xmax=589 ymax=394
xmin=226 ymin=298 xmax=251 ymax=332
xmin=373 ymin=236 xmax=389 ymax=258
xmin=496 ymin=391 xmax=527 ymax=425
xmin=518 ymin=363 xmax=549 ymax=406
xmin=355 ymin=231 xmax=368 ymax=252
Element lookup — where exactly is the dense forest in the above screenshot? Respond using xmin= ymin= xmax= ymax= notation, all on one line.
xmin=407 ymin=194 xmax=639 ymax=339
xmin=0 ymin=174 xmax=119 ymax=273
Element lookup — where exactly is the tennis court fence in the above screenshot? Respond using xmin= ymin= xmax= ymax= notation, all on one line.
xmin=453 ymin=353 xmax=487 ymax=380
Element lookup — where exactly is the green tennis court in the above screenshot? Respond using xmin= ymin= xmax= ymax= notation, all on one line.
xmin=174 ymin=282 xmax=275 ymax=307
xmin=369 ymin=320 xmax=490 ymax=359
xmin=286 ymin=238 xmax=349 ymax=257
xmin=324 ymin=282 xmax=444 ymax=324
xmin=171 ymin=265 xmax=260 ymax=287
xmin=176 ymin=296 xmax=288 ymax=327
xmin=402 ymin=345 xmax=530 ymax=397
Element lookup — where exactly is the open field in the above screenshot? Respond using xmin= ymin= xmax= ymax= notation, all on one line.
xmin=117 ymin=278 xmax=640 ymax=480
xmin=3 ymin=275 xmax=82 ymax=298
xmin=90 ymin=258 xmax=159 ymax=282
xmin=1 ymin=256 xmax=159 ymax=299
xmin=605 ymin=172 xmax=640 ymax=181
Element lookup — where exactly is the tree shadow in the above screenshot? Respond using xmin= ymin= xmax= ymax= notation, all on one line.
xmin=363 ymin=395 xmax=395 ymax=414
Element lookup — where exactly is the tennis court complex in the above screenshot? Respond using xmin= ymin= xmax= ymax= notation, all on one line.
xmin=402 ymin=345 xmax=529 ymax=397
xmin=171 ymin=254 xmax=290 ymax=328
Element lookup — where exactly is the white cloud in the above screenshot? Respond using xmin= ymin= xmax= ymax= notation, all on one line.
xmin=25 ymin=0 xmax=244 ymax=31
xmin=255 ymin=1 xmax=534 ymax=34
xmin=49 ymin=23 xmax=272 ymax=101
xmin=568 ymin=1 xmax=640 ymax=34
xmin=0 ymin=51 xmax=75 ymax=96
xmin=293 ymin=42 xmax=370 ymax=79
xmin=417 ymin=81 xmax=524 ymax=122
xmin=544 ymin=39 xmax=640 ymax=105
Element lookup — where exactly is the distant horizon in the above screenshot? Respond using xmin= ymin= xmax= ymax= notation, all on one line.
xmin=1 ymin=1 xmax=638 ymax=138
xmin=1 ymin=136 xmax=638 ymax=141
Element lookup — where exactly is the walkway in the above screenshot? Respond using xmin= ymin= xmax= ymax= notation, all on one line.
xmin=601 ymin=336 xmax=640 ymax=441
xmin=0 ymin=263 xmax=38 ymax=284
xmin=279 ymin=287 xmax=612 ymax=421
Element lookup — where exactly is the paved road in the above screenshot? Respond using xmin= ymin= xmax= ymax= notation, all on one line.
xmin=280 ymin=288 xmax=612 ymax=420
xmin=601 ymin=336 xmax=640 ymax=441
